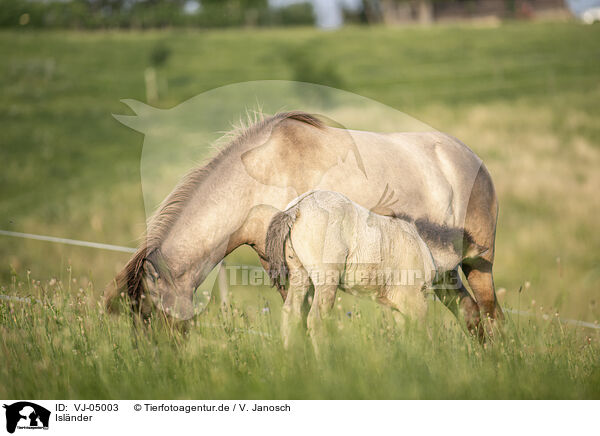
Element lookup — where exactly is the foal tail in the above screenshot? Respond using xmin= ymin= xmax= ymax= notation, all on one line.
xmin=265 ymin=207 xmax=298 ymax=292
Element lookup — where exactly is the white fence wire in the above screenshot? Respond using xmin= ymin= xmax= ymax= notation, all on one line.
xmin=1 ymin=229 xmax=598 ymax=330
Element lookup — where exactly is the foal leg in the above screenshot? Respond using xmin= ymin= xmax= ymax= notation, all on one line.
xmin=379 ymin=285 xmax=429 ymax=331
xmin=306 ymin=274 xmax=339 ymax=357
xmin=281 ymin=265 xmax=311 ymax=349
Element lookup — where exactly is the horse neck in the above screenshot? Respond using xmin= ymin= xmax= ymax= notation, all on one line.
xmin=226 ymin=203 xmax=284 ymax=259
xmin=159 ymin=152 xmax=289 ymax=270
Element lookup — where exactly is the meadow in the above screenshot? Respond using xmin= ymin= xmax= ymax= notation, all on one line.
xmin=1 ymin=20 xmax=599 ymax=399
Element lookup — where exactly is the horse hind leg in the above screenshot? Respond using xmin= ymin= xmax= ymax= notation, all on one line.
xmin=462 ymin=260 xmax=503 ymax=338
xmin=462 ymin=163 xmax=503 ymax=337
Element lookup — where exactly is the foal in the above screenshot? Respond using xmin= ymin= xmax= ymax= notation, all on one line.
xmin=266 ymin=190 xmax=482 ymax=348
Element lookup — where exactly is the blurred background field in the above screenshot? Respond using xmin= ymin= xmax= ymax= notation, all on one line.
xmin=1 ymin=6 xmax=600 ymax=398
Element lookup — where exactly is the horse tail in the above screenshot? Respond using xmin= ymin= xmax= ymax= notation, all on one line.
xmin=265 ymin=207 xmax=298 ymax=292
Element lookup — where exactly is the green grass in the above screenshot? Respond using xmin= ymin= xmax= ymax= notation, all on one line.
xmin=1 ymin=281 xmax=599 ymax=399
xmin=1 ymin=20 xmax=600 ymax=398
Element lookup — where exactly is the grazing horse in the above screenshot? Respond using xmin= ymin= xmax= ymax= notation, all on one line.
xmin=265 ymin=190 xmax=487 ymax=347
xmin=105 ymin=111 xmax=501 ymax=332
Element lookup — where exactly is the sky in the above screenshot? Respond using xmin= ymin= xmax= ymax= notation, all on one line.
xmin=269 ymin=0 xmax=363 ymax=28
xmin=565 ymin=0 xmax=600 ymax=15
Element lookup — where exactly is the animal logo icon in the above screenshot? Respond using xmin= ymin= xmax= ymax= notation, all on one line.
xmin=3 ymin=402 xmax=50 ymax=434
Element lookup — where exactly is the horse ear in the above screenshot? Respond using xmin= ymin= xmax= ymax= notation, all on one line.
xmin=112 ymin=99 xmax=160 ymax=133
xmin=143 ymin=259 xmax=159 ymax=279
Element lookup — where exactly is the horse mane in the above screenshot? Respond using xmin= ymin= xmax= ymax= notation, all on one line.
xmin=108 ymin=111 xmax=324 ymax=312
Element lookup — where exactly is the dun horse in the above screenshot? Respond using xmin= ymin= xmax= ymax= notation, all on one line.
xmin=105 ymin=111 xmax=501 ymax=333
xmin=265 ymin=190 xmax=487 ymax=347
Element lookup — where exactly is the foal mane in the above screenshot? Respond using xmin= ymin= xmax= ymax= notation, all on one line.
xmin=108 ymin=111 xmax=324 ymax=312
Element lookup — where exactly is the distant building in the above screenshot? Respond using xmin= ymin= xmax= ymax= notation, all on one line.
xmin=432 ymin=0 xmax=568 ymax=23
xmin=271 ymin=0 xmax=569 ymax=28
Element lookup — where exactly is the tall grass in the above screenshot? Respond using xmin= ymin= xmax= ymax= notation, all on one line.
xmin=1 ymin=273 xmax=599 ymax=399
